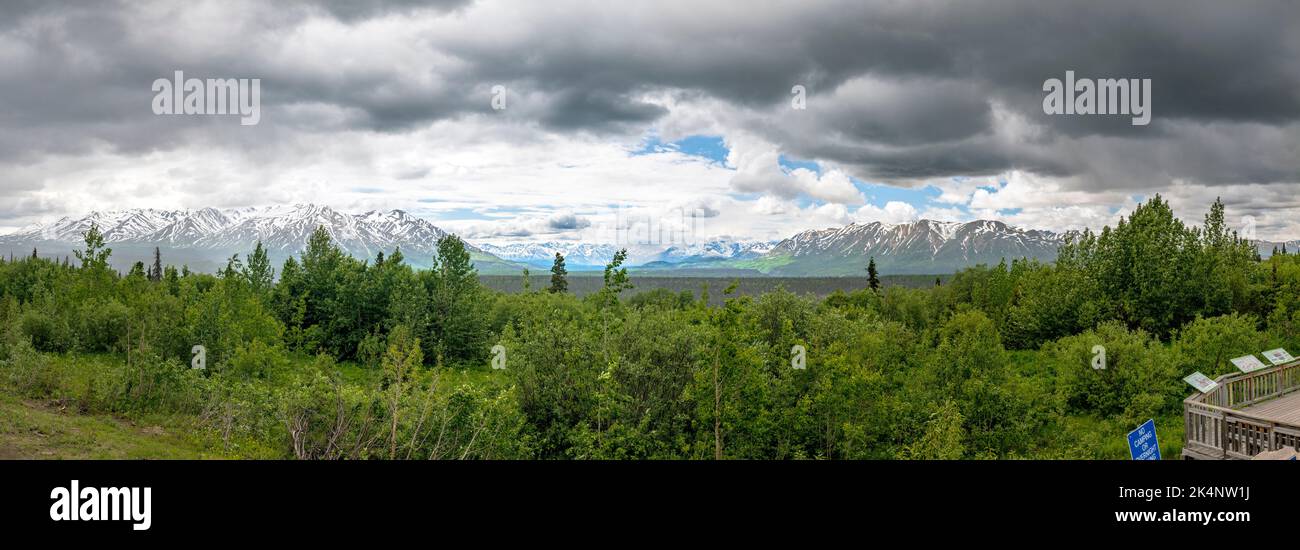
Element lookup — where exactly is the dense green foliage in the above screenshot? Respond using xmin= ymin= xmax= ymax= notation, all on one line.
xmin=1 ymin=196 xmax=1295 ymax=459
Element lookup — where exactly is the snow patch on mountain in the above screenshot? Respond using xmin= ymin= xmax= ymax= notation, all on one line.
xmin=476 ymin=238 xmax=782 ymax=268
xmin=0 ymin=205 xmax=475 ymax=261
xmin=653 ymin=239 xmax=780 ymax=262
xmin=475 ymin=242 xmax=622 ymax=268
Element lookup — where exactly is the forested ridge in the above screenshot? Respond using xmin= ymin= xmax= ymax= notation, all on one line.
xmin=0 ymin=196 xmax=1292 ymax=459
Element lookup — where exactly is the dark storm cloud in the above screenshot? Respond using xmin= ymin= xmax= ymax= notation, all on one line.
xmin=447 ymin=1 xmax=1299 ymax=122
xmin=302 ymin=0 xmax=474 ymax=22
xmin=536 ymin=89 xmax=667 ymax=131
xmin=0 ymin=0 xmax=1296 ymax=191
xmin=0 ymin=0 xmax=474 ymax=161
xmin=435 ymin=0 xmax=1298 ymax=187
xmin=0 ymin=0 xmax=101 ymax=30
xmin=813 ymin=78 xmax=994 ymax=147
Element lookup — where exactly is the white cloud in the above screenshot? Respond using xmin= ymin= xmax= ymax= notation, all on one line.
xmin=854 ymin=201 xmax=919 ymax=225
xmin=792 ymin=168 xmax=865 ymax=204
xmin=726 ymin=133 xmax=865 ymax=205
xmin=917 ymin=206 xmax=969 ymax=222
xmin=929 ymin=176 xmax=994 ymax=205
xmin=751 ymin=196 xmax=791 ymax=216
xmin=810 ymin=202 xmax=852 ymax=225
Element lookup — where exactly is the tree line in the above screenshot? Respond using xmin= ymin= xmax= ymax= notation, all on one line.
xmin=0 ymin=195 xmax=1294 ymax=459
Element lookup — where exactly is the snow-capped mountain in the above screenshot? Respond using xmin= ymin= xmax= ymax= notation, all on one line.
xmin=2 ymin=207 xmax=1079 ymax=276
xmin=653 ymin=239 xmax=779 ymax=263
xmin=475 ymin=241 xmax=623 ymax=269
xmin=190 ymin=205 xmax=461 ymax=259
xmin=752 ymin=219 xmax=1071 ymax=275
xmin=476 ymin=239 xmax=781 ymax=270
xmin=0 ymin=205 xmax=517 ymax=273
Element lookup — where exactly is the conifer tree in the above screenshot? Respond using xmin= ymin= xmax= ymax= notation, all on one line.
xmin=149 ymin=247 xmax=162 ymax=281
xmin=549 ymin=253 xmax=568 ymax=293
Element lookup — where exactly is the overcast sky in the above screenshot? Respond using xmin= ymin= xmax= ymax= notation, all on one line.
xmin=1 ymin=0 xmax=1297 ymax=243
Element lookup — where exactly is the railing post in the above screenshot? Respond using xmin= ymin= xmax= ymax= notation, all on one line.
xmin=1221 ymin=416 xmax=1228 ymax=459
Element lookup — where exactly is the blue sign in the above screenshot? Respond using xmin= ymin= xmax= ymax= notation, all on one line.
xmin=1128 ymin=419 xmax=1161 ymax=460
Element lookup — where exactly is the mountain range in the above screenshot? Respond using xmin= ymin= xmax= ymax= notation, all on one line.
xmin=0 ymin=205 xmax=1136 ymax=276
xmin=0 ymin=205 xmax=516 ymax=273
xmin=714 ymin=219 xmax=1070 ymax=275
xmin=478 ymin=239 xmax=780 ymax=270
xmin=476 ymin=242 xmax=624 ymax=270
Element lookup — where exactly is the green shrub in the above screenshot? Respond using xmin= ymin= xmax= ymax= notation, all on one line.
xmin=76 ymin=299 xmax=131 ymax=352
xmin=0 ymin=336 xmax=62 ymax=397
xmin=225 ymin=340 xmax=291 ymax=381
xmin=19 ymin=308 xmax=72 ymax=352
xmin=82 ymin=352 xmax=208 ymax=415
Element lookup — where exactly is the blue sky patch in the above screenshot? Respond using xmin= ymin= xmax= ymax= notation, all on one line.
xmin=634 ymin=133 xmax=986 ymax=218
xmin=633 ymin=134 xmax=729 ymax=165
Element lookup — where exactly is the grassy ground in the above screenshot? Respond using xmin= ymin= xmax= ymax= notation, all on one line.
xmin=0 ymin=392 xmax=229 ymax=459
xmin=0 ymin=351 xmax=507 ymax=460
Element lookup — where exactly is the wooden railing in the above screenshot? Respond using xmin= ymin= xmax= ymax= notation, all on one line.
xmin=1183 ymin=360 xmax=1300 ymax=459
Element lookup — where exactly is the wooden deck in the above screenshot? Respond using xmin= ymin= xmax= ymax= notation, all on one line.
xmin=1240 ymin=391 xmax=1300 ymax=425
xmin=1183 ymin=360 xmax=1300 ymax=460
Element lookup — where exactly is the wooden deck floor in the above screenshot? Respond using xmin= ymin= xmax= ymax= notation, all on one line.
xmin=1241 ymin=391 xmax=1300 ymax=424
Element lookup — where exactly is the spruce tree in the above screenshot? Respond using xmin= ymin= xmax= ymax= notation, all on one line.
xmin=164 ymin=265 xmax=179 ymax=294
xmin=149 ymin=247 xmax=163 ymax=282
xmin=549 ymin=253 xmax=568 ymax=293
xmin=428 ymin=235 xmax=484 ymax=363
xmin=867 ymin=256 xmax=880 ymax=292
